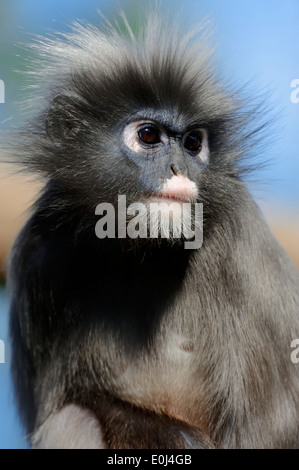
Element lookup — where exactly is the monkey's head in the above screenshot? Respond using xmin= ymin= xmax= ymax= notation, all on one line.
xmin=9 ymin=14 xmax=258 ymax=245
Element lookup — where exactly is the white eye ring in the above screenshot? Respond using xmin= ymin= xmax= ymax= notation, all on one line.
xmin=123 ymin=119 xmax=209 ymax=164
xmin=123 ymin=119 xmax=167 ymax=153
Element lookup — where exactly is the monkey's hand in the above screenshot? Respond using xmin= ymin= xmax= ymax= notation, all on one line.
xmin=96 ymin=398 xmax=215 ymax=449
xmin=31 ymin=401 xmax=214 ymax=449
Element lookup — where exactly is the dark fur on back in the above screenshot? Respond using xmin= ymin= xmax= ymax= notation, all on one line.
xmin=4 ymin=13 xmax=299 ymax=448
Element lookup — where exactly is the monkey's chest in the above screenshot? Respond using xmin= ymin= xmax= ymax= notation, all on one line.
xmin=110 ymin=329 xmax=201 ymax=424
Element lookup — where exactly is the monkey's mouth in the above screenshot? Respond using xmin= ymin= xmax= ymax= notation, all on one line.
xmin=148 ymin=195 xmax=196 ymax=204
xmin=141 ymin=194 xmax=198 ymax=227
xmin=157 ymin=175 xmax=198 ymax=204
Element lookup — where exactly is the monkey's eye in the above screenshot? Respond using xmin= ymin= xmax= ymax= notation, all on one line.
xmin=138 ymin=125 xmax=161 ymax=145
xmin=123 ymin=119 xmax=166 ymax=153
xmin=184 ymin=132 xmax=203 ymax=153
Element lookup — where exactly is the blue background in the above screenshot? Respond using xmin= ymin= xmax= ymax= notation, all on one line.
xmin=0 ymin=0 xmax=298 ymax=448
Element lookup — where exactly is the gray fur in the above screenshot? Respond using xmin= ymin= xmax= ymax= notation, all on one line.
xmin=4 ymin=12 xmax=299 ymax=449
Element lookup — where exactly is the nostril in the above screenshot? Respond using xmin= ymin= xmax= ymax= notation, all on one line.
xmin=170 ymin=163 xmax=178 ymax=175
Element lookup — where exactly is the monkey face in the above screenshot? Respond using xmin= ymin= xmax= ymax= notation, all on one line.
xmin=14 ymin=18 xmax=251 ymax=244
xmin=122 ymin=114 xmax=208 ymax=197
xmin=111 ymin=112 xmax=207 ymax=243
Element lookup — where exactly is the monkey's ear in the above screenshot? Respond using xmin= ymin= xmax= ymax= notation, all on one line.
xmin=46 ymin=95 xmax=87 ymax=141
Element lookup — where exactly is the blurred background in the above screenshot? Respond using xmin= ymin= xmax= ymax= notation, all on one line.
xmin=0 ymin=0 xmax=298 ymax=449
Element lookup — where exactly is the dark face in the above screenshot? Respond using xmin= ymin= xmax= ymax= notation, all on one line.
xmin=45 ymin=102 xmax=209 ymax=208
xmin=120 ymin=109 xmax=209 ymax=200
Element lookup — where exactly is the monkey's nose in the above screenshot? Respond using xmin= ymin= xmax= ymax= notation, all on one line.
xmin=169 ymin=161 xmax=189 ymax=178
xmin=170 ymin=163 xmax=179 ymax=175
